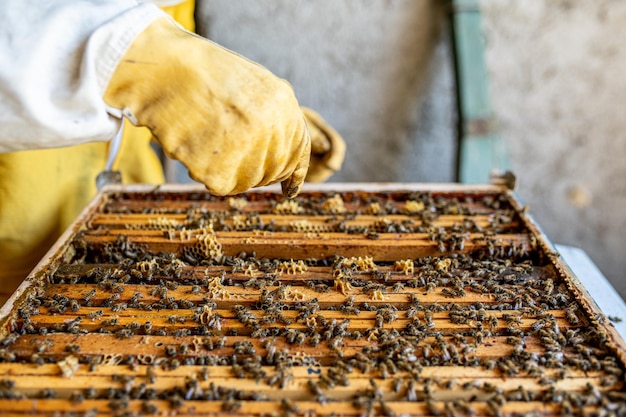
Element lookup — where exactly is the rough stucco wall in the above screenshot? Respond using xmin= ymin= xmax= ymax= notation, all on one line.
xmin=481 ymin=0 xmax=626 ymax=298
xmin=191 ymin=0 xmax=456 ymax=183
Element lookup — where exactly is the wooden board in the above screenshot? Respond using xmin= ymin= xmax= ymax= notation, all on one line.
xmin=0 ymin=183 xmax=625 ymax=416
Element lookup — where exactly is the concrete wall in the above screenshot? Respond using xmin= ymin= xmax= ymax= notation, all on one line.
xmin=185 ymin=0 xmax=626 ymax=298
xmin=480 ymin=0 xmax=626 ymax=298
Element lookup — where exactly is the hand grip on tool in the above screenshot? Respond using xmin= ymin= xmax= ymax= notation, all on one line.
xmin=95 ymin=119 xmax=124 ymax=191
xmin=103 ymin=16 xmax=310 ymax=198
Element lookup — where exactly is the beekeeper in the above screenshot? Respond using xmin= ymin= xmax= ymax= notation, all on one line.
xmin=0 ymin=0 xmax=345 ymax=302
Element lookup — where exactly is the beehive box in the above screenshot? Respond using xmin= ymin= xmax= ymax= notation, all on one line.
xmin=0 ymin=183 xmax=625 ymax=417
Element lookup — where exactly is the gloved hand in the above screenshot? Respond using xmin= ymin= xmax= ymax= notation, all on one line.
xmin=301 ymin=107 xmax=346 ymax=183
xmin=104 ymin=16 xmax=310 ymax=197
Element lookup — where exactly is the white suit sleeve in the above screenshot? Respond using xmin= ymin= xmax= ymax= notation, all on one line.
xmin=0 ymin=0 xmax=166 ymax=152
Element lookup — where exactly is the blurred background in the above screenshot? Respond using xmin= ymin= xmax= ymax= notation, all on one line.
xmin=166 ymin=1 xmax=626 ymax=299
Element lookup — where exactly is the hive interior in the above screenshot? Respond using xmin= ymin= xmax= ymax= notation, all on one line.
xmin=0 ymin=185 xmax=624 ymax=416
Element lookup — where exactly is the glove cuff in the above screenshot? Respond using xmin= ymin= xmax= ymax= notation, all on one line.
xmin=93 ymin=3 xmax=167 ymax=110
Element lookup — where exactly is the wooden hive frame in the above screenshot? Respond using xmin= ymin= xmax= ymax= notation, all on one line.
xmin=0 ymin=183 xmax=624 ymax=417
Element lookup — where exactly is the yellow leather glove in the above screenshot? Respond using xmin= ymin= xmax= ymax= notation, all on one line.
xmin=104 ymin=16 xmax=310 ymax=197
xmin=302 ymin=107 xmax=346 ymax=183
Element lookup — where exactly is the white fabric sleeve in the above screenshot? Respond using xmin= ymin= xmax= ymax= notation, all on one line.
xmin=0 ymin=0 xmax=167 ymax=152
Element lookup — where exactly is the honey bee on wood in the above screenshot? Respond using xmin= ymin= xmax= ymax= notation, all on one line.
xmin=280 ymin=399 xmax=300 ymax=415
xmin=565 ymin=309 xmax=580 ymax=325
xmin=142 ymin=402 xmax=158 ymax=414
xmin=424 ymin=310 xmax=435 ymax=328
xmin=306 ymin=379 xmax=326 ymax=404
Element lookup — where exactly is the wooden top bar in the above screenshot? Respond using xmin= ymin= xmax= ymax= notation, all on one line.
xmin=0 ymin=183 xmax=623 ymax=416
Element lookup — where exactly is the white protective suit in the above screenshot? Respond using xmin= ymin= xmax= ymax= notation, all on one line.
xmin=0 ymin=0 xmax=163 ymax=150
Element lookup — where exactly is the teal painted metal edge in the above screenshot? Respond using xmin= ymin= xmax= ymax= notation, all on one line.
xmin=450 ymin=0 xmax=509 ymax=183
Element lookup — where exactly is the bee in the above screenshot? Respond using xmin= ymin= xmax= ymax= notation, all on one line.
xmin=103 ymin=293 xmax=120 ymax=306
xmin=155 ymin=329 xmax=167 ymax=336
xmin=360 ymin=302 xmax=376 ymax=312
xmin=40 ymin=388 xmax=56 ymax=398
xmin=329 ymin=337 xmax=344 ymax=355
xmin=307 ymin=381 xmax=326 ymax=404
xmin=142 ymin=402 xmax=158 ymax=414
xmin=475 ymin=308 xmax=486 ymax=321
xmin=69 ymin=299 xmax=80 ymax=312
xmin=469 ymin=281 xmax=488 ymax=293
xmin=473 ymin=330 xmax=486 ymax=344
xmin=84 ymin=289 xmax=97 ymax=302
xmin=310 ymin=332 xmax=321 ymax=347
xmin=312 ymin=283 xmax=330 ymax=293
xmin=424 ymin=310 xmax=435 ymax=328
xmin=531 ymin=318 xmax=548 ymax=332
xmin=70 ymin=391 xmax=85 ymax=405
xmin=268 ymin=369 xmax=290 ymax=389
xmin=178 ymin=343 xmax=190 ymax=355
xmin=108 ymin=398 xmax=130 ymax=411
xmin=146 ymin=366 xmax=156 ymax=384
xmin=111 ymin=303 xmax=127 ymax=312
xmin=565 ymin=309 xmax=579 ymax=325
xmin=502 ymin=313 xmax=523 ymax=325
xmin=379 ymin=400 xmax=395 ymax=417
xmin=30 ymin=353 xmax=45 ymax=366
xmin=339 ymin=297 xmax=360 ymax=316
xmin=234 ymin=341 xmax=255 ymax=355
xmin=220 ymin=398 xmax=241 ymax=412
xmin=165 ymin=280 xmax=179 ymax=290
xmin=169 ymin=359 xmax=181 ymax=371
xmin=526 ymin=287 xmax=541 ymax=297
xmin=172 ymin=329 xmax=191 ymax=338
xmin=418 ymin=342 xmax=432 ymax=359
xmin=282 ymin=328 xmax=297 ymax=344
xmin=295 ymin=332 xmax=307 ymax=345
xmin=86 ymin=310 xmax=104 ymax=321
xmin=168 ymin=315 xmax=179 ymax=324
xmin=115 ymin=328 xmax=134 ymax=339
xmin=179 ymin=299 xmax=195 ymax=309
xmin=425 ymin=281 xmax=437 ymax=292
xmin=607 ymin=391 xmax=626 ymax=402
xmin=388 ymin=377 xmax=402 ymax=393
xmin=280 ymin=399 xmax=300 ymax=414
xmin=154 ymin=286 xmax=168 ymax=299
xmin=65 ymin=344 xmax=80 ymax=354
xmin=405 ymin=306 xmax=420 ymax=322
xmin=199 ymin=367 xmax=210 ymax=381
xmin=165 ymin=345 xmax=177 ymax=356
xmin=118 ymin=273 xmax=131 ymax=284
xmin=561 ymin=399 xmax=573 ymax=415
xmin=250 ymin=328 xmax=269 ymax=338
xmin=231 ymin=363 xmax=245 ymax=378
xmin=441 ymin=287 xmax=460 ymax=298
xmin=603 ymin=365 xmax=623 ymax=376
